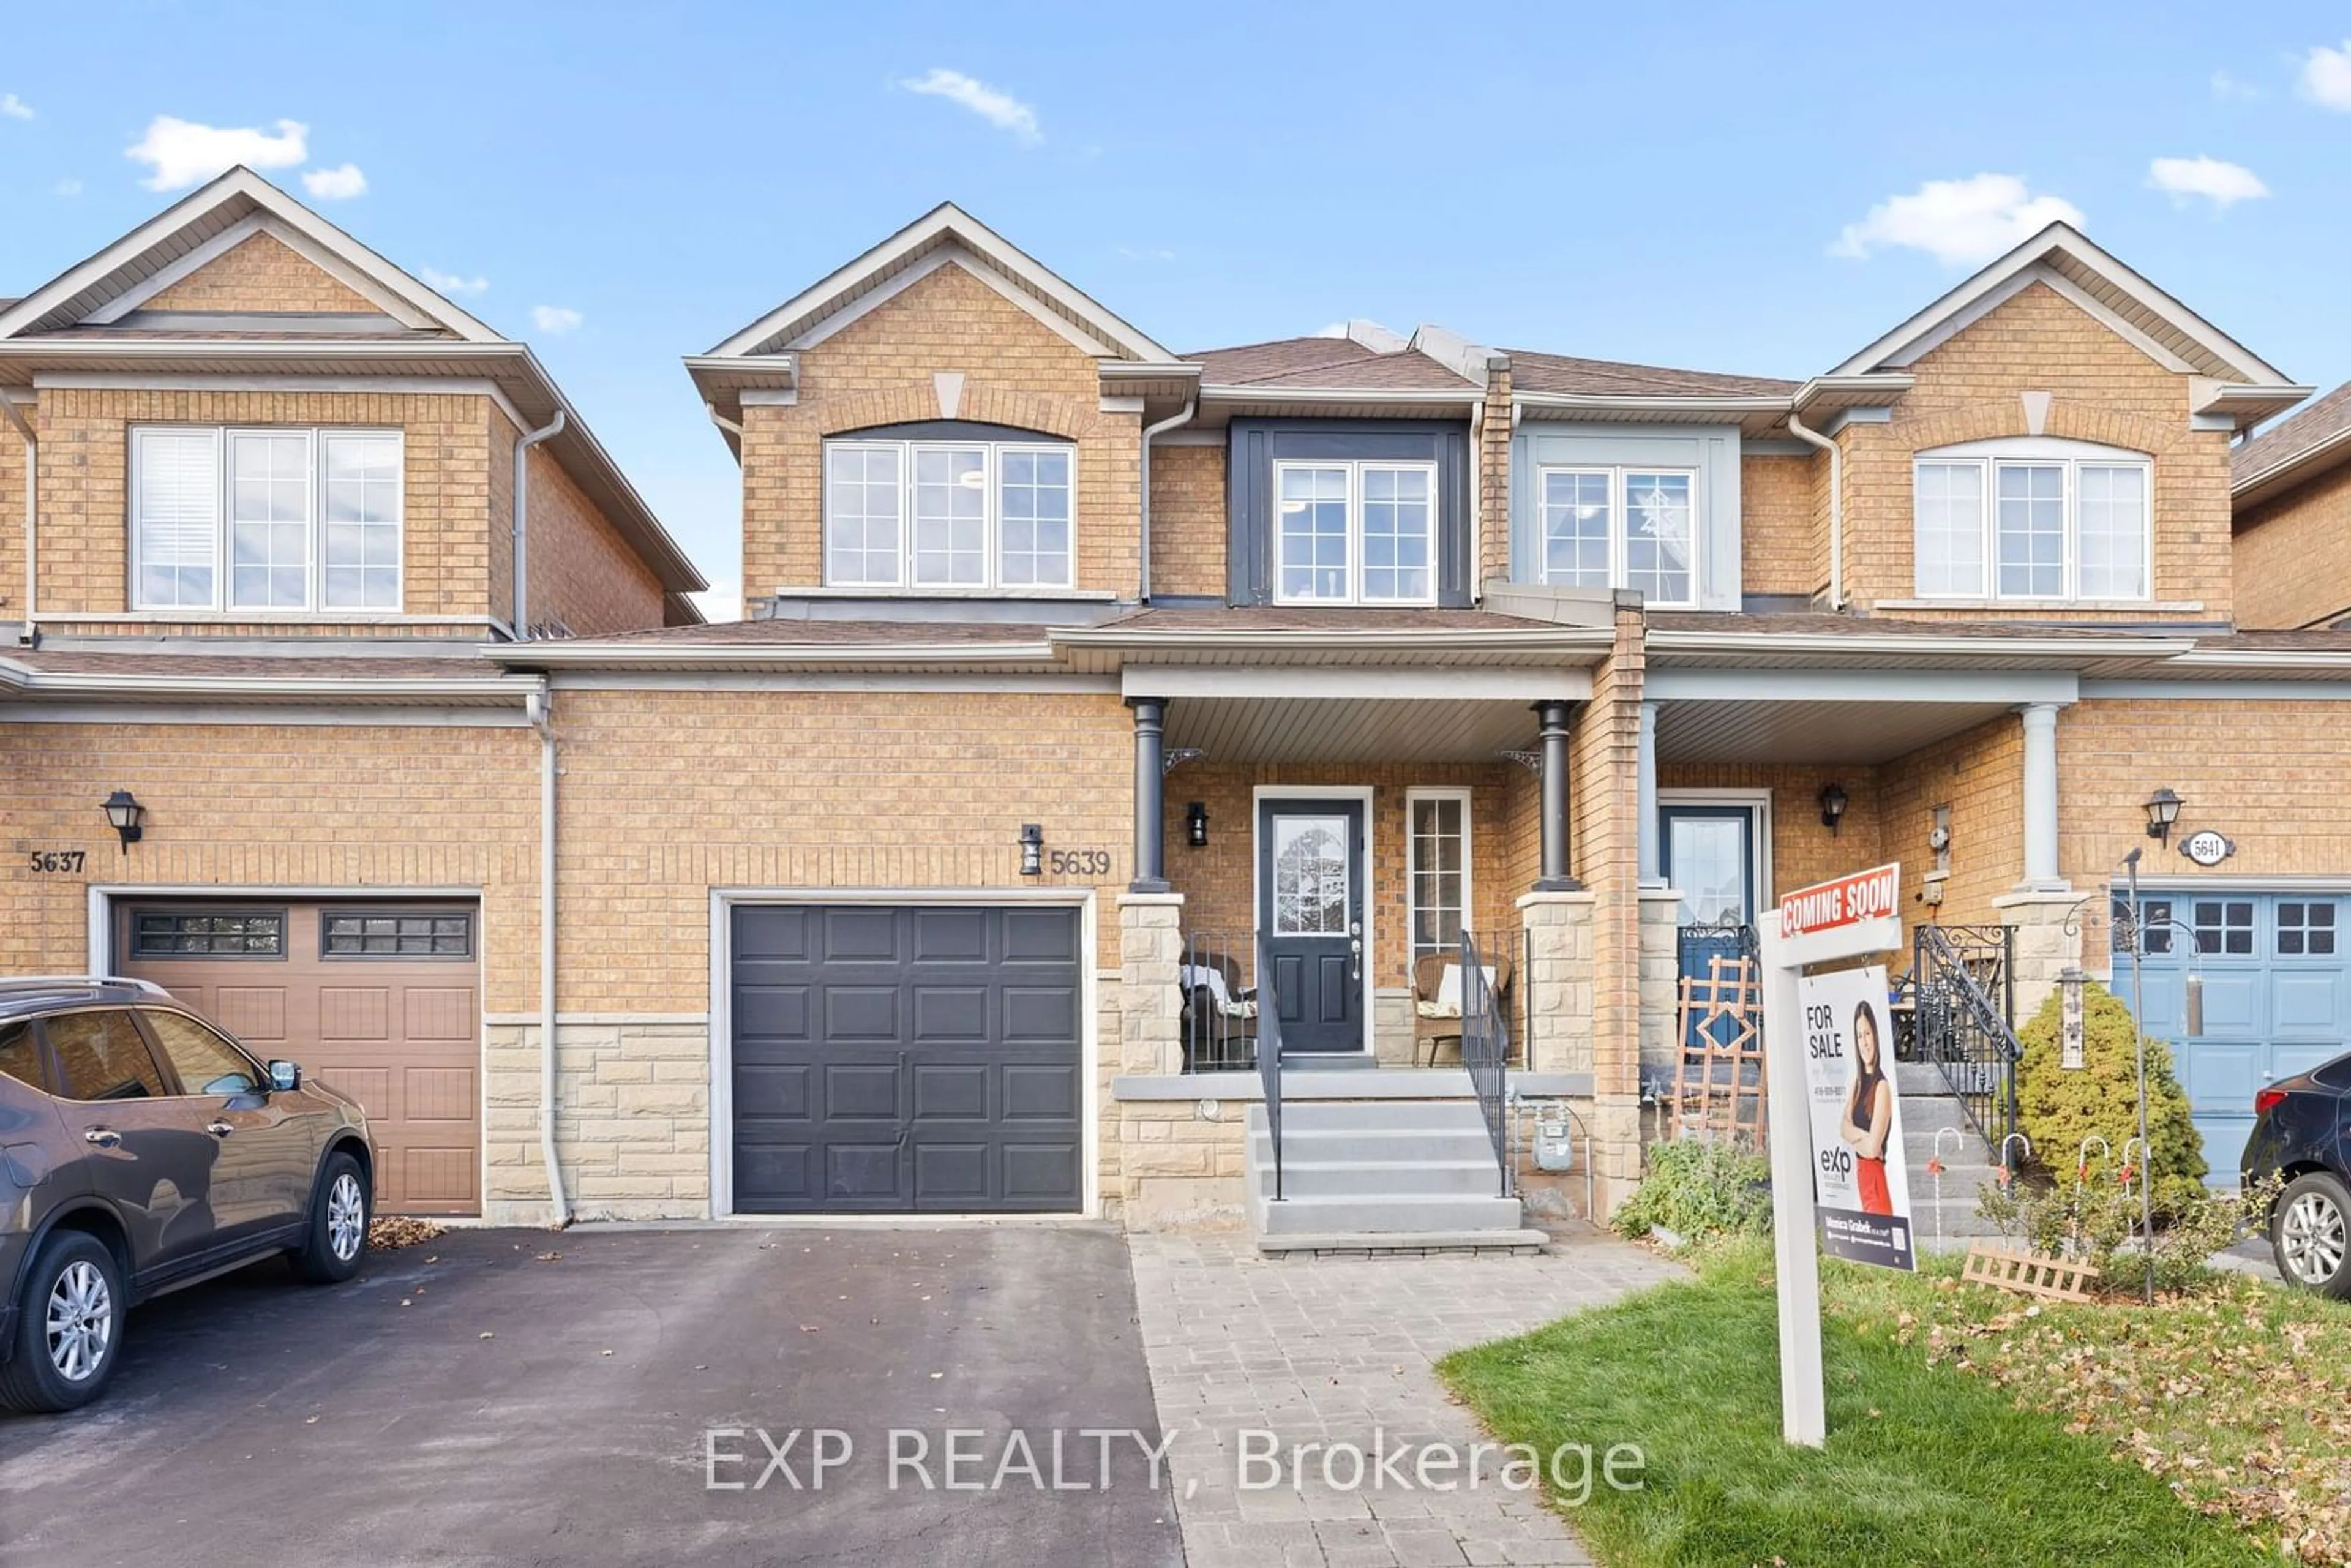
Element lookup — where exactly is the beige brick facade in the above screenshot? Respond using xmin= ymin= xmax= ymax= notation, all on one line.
xmin=2235 ymin=467 xmax=2351 ymax=629
xmin=740 ymin=263 xmax=1141 ymax=609
xmin=141 ymin=232 xmax=381 ymax=316
xmin=1834 ymin=283 xmax=2233 ymax=621
xmin=1737 ymin=452 xmax=1823 ymax=600
xmin=1146 ymin=443 xmax=1226 ymax=599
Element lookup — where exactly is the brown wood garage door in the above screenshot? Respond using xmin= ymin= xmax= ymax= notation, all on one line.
xmin=118 ymin=899 xmax=482 ymax=1217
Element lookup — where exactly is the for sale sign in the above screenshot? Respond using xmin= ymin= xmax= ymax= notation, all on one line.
xmin=1797 ymin=964 xmax=1914 ymax=1272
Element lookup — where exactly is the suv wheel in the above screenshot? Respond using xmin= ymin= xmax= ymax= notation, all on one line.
xmin=0 ymin=1231 xmax=126 ymax=1414
xmin=294 ymin=1150 xmax=370 ymax=1285
xmin=2273 ymin=1171 xmax=2351 ymax=1299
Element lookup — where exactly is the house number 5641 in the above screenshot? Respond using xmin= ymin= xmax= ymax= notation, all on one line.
xmin=27 ymin=850 xmax=87 ymax=874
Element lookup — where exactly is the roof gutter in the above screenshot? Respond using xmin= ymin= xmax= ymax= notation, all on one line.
xmin=1645 ymin=629 xmax=2200 ymax=659
xmin=483 ymin=640 xmax=1062 ymax=669
xmin=1783 ymin=410 xmax=1843 ymax=612
xmin=512 ymin=410 xmax=566 ymax=636
xmin=1138 ymin=398 xmax=1196 ymax=602
xmin=0 ymin=393 xmax=31 ymax=647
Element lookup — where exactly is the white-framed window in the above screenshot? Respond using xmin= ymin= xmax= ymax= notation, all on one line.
xmin=131 ymin=426 xmax=403 ymax=613
xmin=1272 ymin=459 xmax=1437 ymax=605
xmin=1911 ymin=437 xmax=2151 ymax=601
xmin=1534 ymin=466 xmax=1697 ymax=607
xmin=1406 ymin=787 xmax=1472 ymax=960
xmin=822 ymin=436 xmax=1074 ymax=591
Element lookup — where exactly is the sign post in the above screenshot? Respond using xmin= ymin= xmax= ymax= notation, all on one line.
xmin=1758 ymin=863 xmax=1905 ymax=1448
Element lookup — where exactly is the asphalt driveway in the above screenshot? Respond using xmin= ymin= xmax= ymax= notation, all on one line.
xmin=0 ymin=1225 xmax=1183 ymax=1568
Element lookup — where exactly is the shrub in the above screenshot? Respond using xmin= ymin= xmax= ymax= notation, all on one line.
xmin=2013 ymin=978 xmax=2207 ymax=1218
xmin=1975 ymin=1171 xmax=2279 ymax=1296
xmin=1613 ymin=1136 xmax=1774 ymax=1244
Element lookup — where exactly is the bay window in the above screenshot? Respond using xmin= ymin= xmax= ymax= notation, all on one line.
xmin=1912 ymin=438 xmax=2151 ymax=601
xmin=823 ymin=435 xmax=1074 ymax=591
xmin=1273 ymin=459 xmax=1436 ymax=604
xmin=132 ymin=427 xmax=403 ymax=613
xmin=1535 ymin=465 xmax=1697 ymax=606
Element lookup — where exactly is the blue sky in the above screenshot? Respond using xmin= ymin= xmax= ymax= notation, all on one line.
xmin=7 ymin=2 xmax=2351 ymax=615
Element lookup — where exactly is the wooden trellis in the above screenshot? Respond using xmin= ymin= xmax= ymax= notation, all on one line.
xmin=1960 ymin=1240 xmax=2101 ymax=1302
xmin=1671 ymin=954 xmax=1768 ymax=1146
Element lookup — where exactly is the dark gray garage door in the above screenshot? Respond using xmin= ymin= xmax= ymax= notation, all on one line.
xmin=730 ymin=904 xmax=1085 ymax=1214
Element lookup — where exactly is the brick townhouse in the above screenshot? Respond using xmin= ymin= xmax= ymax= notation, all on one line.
xmin=8 ymin=169 xmax=2351 ymax=1240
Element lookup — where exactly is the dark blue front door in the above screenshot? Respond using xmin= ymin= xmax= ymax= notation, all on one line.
xmin=1258 ymin=798 xmax=1366 ymax=1055
xmin=1662 ymin=804 xmax=1762 ymax=1052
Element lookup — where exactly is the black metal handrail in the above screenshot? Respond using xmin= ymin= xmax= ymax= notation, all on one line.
xmin=1459 ymin=931 xmax=1512 ymax=1197
xmin=1929 ymin=921 xmax=2017 ymax=1027
xmin=1913 ymin=923 xmax=2023 ymax=1158
xmin=1255 ymin=931 xmax=1284 ymax=1202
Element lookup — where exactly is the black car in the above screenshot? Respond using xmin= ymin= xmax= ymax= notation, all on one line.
xmin=2241 ymin=1049 xmax=2351 ymax=1298
xmin=0 ymin=976 xmax=377 ymax=1413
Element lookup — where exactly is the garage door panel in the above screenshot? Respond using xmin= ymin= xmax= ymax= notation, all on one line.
xmin=913 ymin=1063 xmax=989 ymax=1119
xmin=2273 ymin=972 xmax=2347 ymax=1034
xmin=735 ymin=906 xmax=811 ymax=960
xmin=730 ymin=904 xmax=1081 ymax=1214
xmin=2197 ymin=973 xmax=2262 ymax=1034
xmin=732 ymin=983 xmax=809 ymax=1041
xmin=122 ymin=899 xmax=482 ymax=1217
xmin=2276 ymin=1043 xmax=2346 ymax=1079
xmin=825 ymin=986 xmax=901 ymax=1040
xmin=735 ymin=1062 xmax=812 ymax=1118
xmin=1003 ymin=1063 xmax=1079 ymax=1119
xmin=737 ymin=1144 xmax=814 ymax=1202
xmin=320 ymin=986 xmax=389 ymax=1041
xmin=912 ymin=908 xmax=990 ymax=962
xmin=823 ymin=1062 xmax=901 ymax=1120
xmin=913 ymin=986 xmax=988 ymax=1041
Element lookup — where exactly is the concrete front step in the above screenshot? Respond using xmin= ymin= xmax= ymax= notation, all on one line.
xmin=1250 ymin=1128 xmax=1499 ymax=1163
xmin=1257 ymin=1229 xmax=1550 ymax=1258
xmin=1252 ymin=1191 xmax=1530 ymax=1236
xmin=1262 ymin=1099 xmax=1490 ymax=1131
xmin=1256 ymin=1157 xmax=1509 ymax=1198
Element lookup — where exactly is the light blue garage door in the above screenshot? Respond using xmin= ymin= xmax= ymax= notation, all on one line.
xmin=2124 ymin=888 xmax=2350 ymax=1180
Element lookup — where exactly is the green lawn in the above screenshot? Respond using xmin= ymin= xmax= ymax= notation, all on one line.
xmin=1438 ymin=1244 xmax=2278 ymax=1567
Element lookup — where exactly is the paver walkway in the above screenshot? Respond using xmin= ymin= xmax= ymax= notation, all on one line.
xmin=1129 ymin=1228 xmax=1680 ymax=1568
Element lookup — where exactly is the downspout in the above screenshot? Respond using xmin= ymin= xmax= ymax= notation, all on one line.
xmin=512 ymin=411 xmax=566 ymax=638
xmin=527 ymin=684 xmax=569 ymax=1227
xmin=1136 ymin=399 xmax=1196 ymax=604
xmin=1785 ymin=408 xmax=1843 ymax=612
xmin=0 ymin=395 xmax=34 ymax=647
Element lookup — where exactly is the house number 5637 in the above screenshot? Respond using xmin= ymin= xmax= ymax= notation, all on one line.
xmin=27 ymin=850 xmax=87 ymax=874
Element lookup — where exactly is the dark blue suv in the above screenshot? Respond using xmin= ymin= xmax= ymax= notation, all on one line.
xmin=2243 ymin=1049 xmax=2351 ymax=1299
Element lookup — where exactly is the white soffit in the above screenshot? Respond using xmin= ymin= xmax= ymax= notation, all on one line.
xmin=1165 ymin=696 xmax=1542 ymax=763
xmin=1654 ymin=697 xmax=2019 ymax=766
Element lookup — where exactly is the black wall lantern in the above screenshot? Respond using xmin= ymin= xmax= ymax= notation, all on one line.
xmin=1818 ymin=782 xmax=1849 ymax=836
xmin=1185 ymin=801 xmax=1209 ymax=849
xmin=1019 ymin=823 xmax=1043 ymax=877
xmin=102 ymin=789 xmax=144 ymax=849
xmin=2143 ymin=787 xmax=2183 ymax=844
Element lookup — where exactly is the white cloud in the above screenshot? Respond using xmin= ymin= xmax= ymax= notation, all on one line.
xmin=53 ymin=178 xmax=81 ymax=198
xmin=0 ymin=94 xmax=32 ymax=121
xmin=2147 ymin=155 xmax=2270 ymax=210
xmin=531 ymin=305 xmax=583 ymax=334
xmin=690 ymin=576 xmax=743 ymax=623
xmin=897 ymin=67 xmax=1041 ymax=144
xmin=2300 ymin=40 xmax=2351 ymax=109
xmin=300 ymin=162 xmax=367 ymax=200
xmin=1830 ymin=173 xmax=2084 ymax=266
xmin=2210 ymin=69 xmax=2264 ymax=102
xmin=126 ymin=115 xmax=307 ymax=190
xmin=421 ymin=266 xmax=489 ymax=297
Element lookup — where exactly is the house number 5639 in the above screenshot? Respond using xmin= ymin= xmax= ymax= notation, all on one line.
xmin=1047 ymin=849 xmax=1112 ymax=876
xmin=27 ymin=850 xmax=87 ymax=874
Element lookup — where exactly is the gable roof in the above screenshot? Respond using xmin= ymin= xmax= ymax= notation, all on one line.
xmin=1186 ymin=334 xmax=1481 ymax=392
xmin=2233 ymin=380 xmax=2351 ymax=508
xmin=0 ymin=167 xmax=706 ymax=599
xmin=700 ymin=202 xmax=1184 ymax=366
xmin=1507 ymin=350 xmax=1796 ymax=399
xmin=1828 ymin=221 xmax=2297 ymax=391
xmin=0 ymin=166 xmax=500 ymax=343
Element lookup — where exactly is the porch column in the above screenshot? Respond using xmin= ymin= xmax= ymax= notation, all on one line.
xmin=2018 ymin=700 xmax=2066 ymax=891
xmin=1534 ymin=699 xmax=1579 ymax=891
xmin=1128 ymin=697 xmax=1171 ymax=894
xmin=1636 ymin=700 xmax=1662 ymax=887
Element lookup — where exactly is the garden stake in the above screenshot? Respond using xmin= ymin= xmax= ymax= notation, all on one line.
xmin=1930 ymin=1126 xmax=1965 ymax=1250
xmin=2072 ymin=1135 xmax=2115 ymax=1258
xmin=1998 ymin=1131 xmax=2033 ymax=1187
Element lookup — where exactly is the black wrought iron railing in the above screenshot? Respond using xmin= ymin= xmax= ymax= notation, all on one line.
xmin=1459 ymin=931 xmax=1512 ymax=1197
xmin=1255 ymin=930 xmax=1284 ymax=1202
xmin=1177 ymin=931 xmax=1260 ymax=1073
xmin=1929 ymin=922 xmax=2017 ymax=1027
xmin=1913 ymin=923 xmax=2023 ymax=1157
